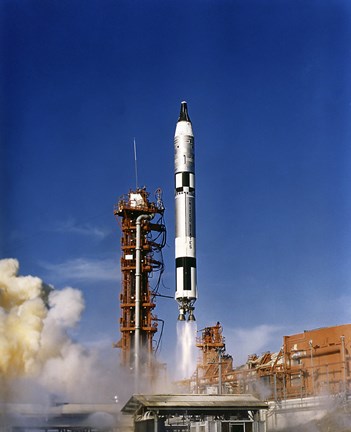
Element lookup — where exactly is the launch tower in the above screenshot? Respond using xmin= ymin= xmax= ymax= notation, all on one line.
xmin=114 ymin=187 xmax=166 ymax=378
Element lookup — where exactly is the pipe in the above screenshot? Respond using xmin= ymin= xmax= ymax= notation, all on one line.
xmin=135 ymin=213 xmax=154 ymax=391
xmin=153 ymin=411 xmax=158 ymax=432
xmin=341 ymin=335 xmax=346 ymax=397
xmin=291 ymin=346 xmax=340 ymax=359
xmin=218 ymin=349 xmax=222 ymax=395
xmin=309 ymin=340 xmax=315 ymax=396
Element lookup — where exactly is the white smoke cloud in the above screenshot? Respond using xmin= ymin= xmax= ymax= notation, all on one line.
xmin=224 ymin=324 xmax=284 ymax=366
xmin=0 ymin=258 xmax=123 ymax=404
xmin=47 ymin=287 xmax=84 ymax=328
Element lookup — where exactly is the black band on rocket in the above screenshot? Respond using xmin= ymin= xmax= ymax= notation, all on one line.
xmin=176 ymin=257 xmax=196 ymax=268
xmin=175 ymin=172 xmax=195 ymax=193
xmin=176 ymin=257 xmax=196 ymax=291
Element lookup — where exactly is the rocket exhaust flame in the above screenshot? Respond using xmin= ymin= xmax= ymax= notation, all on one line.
xmin=176 ymin=320 xmax=197 ymax=380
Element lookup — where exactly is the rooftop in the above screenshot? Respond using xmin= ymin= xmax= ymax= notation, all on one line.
xmin=122 ymin=393 xmax=268 ymax=414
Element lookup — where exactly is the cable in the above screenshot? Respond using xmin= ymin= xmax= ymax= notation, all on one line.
xmin=154 ymin=318 xmax=165 ymax=354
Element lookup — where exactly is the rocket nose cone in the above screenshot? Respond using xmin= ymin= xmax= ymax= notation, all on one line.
xmin=178 ymin=101 xmax=191 ymax=122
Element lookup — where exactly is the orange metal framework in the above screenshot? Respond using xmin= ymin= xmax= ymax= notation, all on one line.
xmin=186 ymin=323 xmax=351 ymax=401
xmin=114 ymin=188 xmax=166 ymax=374
xmin=195 ymin=323 xmax=233 ymax=387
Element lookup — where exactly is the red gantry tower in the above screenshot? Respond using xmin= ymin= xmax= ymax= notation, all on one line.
xmin=114 ymin=187 xmax=166 ymax=380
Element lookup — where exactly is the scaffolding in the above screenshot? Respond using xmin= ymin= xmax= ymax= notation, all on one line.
xmin=186 ymin=323 xmax=351 ymax=401
xmin=114 ymin=187 xmax=166 ymax=379
xmin=193 ymin=323 xmax=234 ymax=394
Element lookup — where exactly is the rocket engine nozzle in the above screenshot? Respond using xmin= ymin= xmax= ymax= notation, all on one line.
xmin=178 ymin=311 xmax=186 ymax=321
xmin=188 ymin=307 xmax=196 ymax=322
xmin=177 ymin=301 xmax=196 ymax=322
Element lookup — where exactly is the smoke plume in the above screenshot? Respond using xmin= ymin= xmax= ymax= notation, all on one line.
xmin=0 ymin=258 xmax=121 ymax=404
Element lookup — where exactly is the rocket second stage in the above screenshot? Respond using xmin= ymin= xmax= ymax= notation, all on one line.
xmin=174 ymin=101 xmax=197 ymax=321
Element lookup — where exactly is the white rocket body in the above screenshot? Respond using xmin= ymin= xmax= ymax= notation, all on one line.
xmin=174 ymin=101 xmax=197 ymax=321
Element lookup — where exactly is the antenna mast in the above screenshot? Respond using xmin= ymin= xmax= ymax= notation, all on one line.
xmin=134 ymin=138 xmax=138 ymax=189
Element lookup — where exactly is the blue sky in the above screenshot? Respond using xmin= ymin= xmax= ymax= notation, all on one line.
xmin=1 ymin=0 xmax=351 ymax=369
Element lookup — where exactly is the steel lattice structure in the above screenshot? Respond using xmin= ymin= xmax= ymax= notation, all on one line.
xmin=114 ymin=188 xmax=166 ymax=377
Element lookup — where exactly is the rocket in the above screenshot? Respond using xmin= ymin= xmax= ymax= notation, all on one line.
xmin=174 ymin=101 xmax=197 ymax=321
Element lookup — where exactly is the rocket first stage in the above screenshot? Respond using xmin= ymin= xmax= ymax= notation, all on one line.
xmin=174 ymin=101 xmax=197 ymax=321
